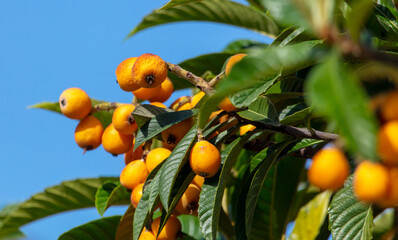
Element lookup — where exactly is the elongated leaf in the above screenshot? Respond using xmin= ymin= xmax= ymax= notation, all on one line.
xmin=198 ymin=135 xmax=249 ymax=240
xmin=95 ymin=182 xmax=131 ymax=217
xmin=279 ymin=102 xmax=311 ymax=125
xmin=134 ymin=109 xmax=197 ymax=151
xmin=128 ymin=0 xmax=279 ymax=38
xmin=132 ymin=104 xmax=173 ymax=128
xmin=160 ymin=0 xmax=197 ymax=10
xmin=329 ymin=176 xmax=374 ymax=240
xmin=0 ymin=229 xmax=24 ymax=240
xmin=179 ymin=215 xmax=203 ymax=239
xmin=159 ymin=125 xmax=197 ymax=210
xmin=115 ymin=205 xmax=135 ymax=240
xmin=306 ymin=53 xmax=378 ymax=160
xmin=237 ymin=96 xmax=279 ymax=125
xmin=346 ymin=0 xmax=374 ymax=41
xmin=373 ymin=209 xmax=393 ymax=240
xmin=0 ymin=177 xmax=117 ymax=236
xmin=288 ymin=191 xmax=332 ymax=240
xmin=374 ymin=4 xmax=398 ymax=35
xmin=58 ymin=216 xmax=121 ymax=240
xmin=271 ymin=27 xmax=311 ymax=47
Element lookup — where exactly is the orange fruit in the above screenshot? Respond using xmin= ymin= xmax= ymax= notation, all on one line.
xmin=192 ymin=175 xmax=205 ymax=189
xmin=112 ymin=104 xmax=137 ymax=135
xmin=190 ymin=140 xmax=221 ymax=178
xmin=146 ymin=148 xmax=172 ymax=173
xmin=175 ymin=183 xmax=201 ymax=215
xmin=161 ymin=118 xmax=193 ymax=147
xmin=378 ymin=121 xmax=398 ymax=166
xmin=150 ymin=102 xmax=167 ymax=108
xmin=148 ymin=77 xmax=174 ymax=103
xmin=120 ymin=160 xmax=148 ymax=190
xmin=102 ymin=123 xmax=133 ymax=155
xmin=380 ymin=91 xmax=398 ymax=121
xmin=74 ymin=115 xmax=103 ymax=151
xmin=115 ymin=57 xmax=141 ymax=91
xmin=59 ymin=88 xmax=91 ymax=120
xmin=139 ymin=231 xmax=156 ymax=240
xmin=240 ymin=124 xmax=256 ymax=135
xmin=191 ymin=91 xmax=205 ymax=107
xmin=218 ymin=97 xmax=236 ymax=112
xmin=131 ymin=183 xmax=144 ymax=208
xmin=151 ymin=216 xmax=181 ymax=240
xmin=225 ymin=53 xmax=247 ymax=76
xmin=124 ymin=139 xmax=144 ymax=165
xmin=377 ymin=167 xmax=398 ymax=207
xmin=132 ymin=53 xmax=167 ymax=88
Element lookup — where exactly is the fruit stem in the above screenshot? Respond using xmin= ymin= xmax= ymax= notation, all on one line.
xmin=209 ymin=71 xmax=225 ymax=87
xmin=91 ymin=102 xmax=123 ymax=113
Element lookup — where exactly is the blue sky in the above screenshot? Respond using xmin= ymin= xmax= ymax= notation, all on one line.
xmin=0 ymin=1 xmax=270 ymax=239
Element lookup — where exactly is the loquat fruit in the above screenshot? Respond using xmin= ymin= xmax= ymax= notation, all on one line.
xmin=354 ymin=161 xmax=389 ymax=203
xmin=131 ymin=183 xmax=144 ymax=208
xmin=59 ymin=88 xmax=92 ymax=120
xmin=161 ymin=141 xmax=175 ymax=151
xmin=218 ymin=97 xmax=236 ymax=112
xmin=377 ymin=167 xmax=398 ymax=208
xmin=124 ymin=139 xmax=144 ymax=165
xmin=307 ymin=148 xmax=349 ymax=191
xmin=177 ymin=102 xmax=193 ymax=111
xmin=112 ymin=104 xmax=137 ymax=135
xmin=151 ymin=216 xmax=181 ymax=240
xmin=132 ymin=53 xmax=167 ymax=88
xmin=133 ymin=87 xmax=159 ymax=101
xmin=191 ymin=91 xmax=205 ymax=107
xmin=146 ymin=148 xmax=172 ymax=173
xmin=150 ymin=102 xmax=167 ymax=108
xmin=139 ymin=231 xmax=156 ymax=240
xmin=190 ymin=140 xmax=221 ymax=178
xmin=175 ymin=183 xmax=201 ymax=215
xmin=148 ymin=77 xmax=174 ymax=103
xmin=161 ymin=118 xmax=193 ymax=147
xmin=102 ymin=123 xmax=133 ymax=155
xmin=170 ymin=96 xmax=190 ymax=110
xmin=192 ymin=175 xmax=205 ymax=189
xmin=380 ymin=91 xmax=398 ymax=121
xmin=120 ymin=160 xmax=148 ymax=190
xmin=74 ymin=115 xmax=103 ymax=151
xmin=225 ymin=53 xmax=247 ymax=76
xmin=115 ymin=57 xmax=141 ymax=91
xmin=378 ymin=121 xmax=398 ymax=166
xmin=240 ymin=124 xmax=256 ymax=136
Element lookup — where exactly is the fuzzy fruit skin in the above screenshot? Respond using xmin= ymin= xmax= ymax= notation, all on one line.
xmin=138 ymin=231 xmax=156 ymax=240
xmin=175 ymin=184 xmax=201 ymax=215
xmin=151 ymin=216 xmax=181 ymax=240
xmin=131 ymin=183 xmax=144 ymax=208
xmin=307 ymin=148 xmax=349 ymax=191
xmin=133 ymin=86 xmax=159 ymax=101
xmin=132 ymin=53 xmax=167 ymax=88
xmin=377 ymin=167 xmax=398 ymax=207
xmin=161 ymin=118 xmax=193 ymax=147
xmin=120 ymin=160 xmax=148 ymax=190
xmin=190 ymin=141 xmax=221 ymax=178
xmin=381 ymin=91 xmax=398 ymax=121
xmin=116 ymin=57 xmax=141 ymax=91
xmin=102 ymin=124 xmax=133 ymax=155
xmin=218 ymin=97 xmax=236 ymax=112
xmin=225 ymin=53 xmax=247 ymax=76
xmin=74 ymin=115 xmax=103 ymax=150
xmin=148 ymin=77 xmax=174 ymax=103
xmin=124 ymin=140 xmax=144 ymax=165
xmin=150 ymin=102 xmax=167 ymax=108
xmin=59 ymin=88 xmax=92 ymax=120
xmin=191 ymin=91 xmax=205 ymax=107
xmin=240 ymin=124 xmax=256 ymax=136
xmin=354 ymin=161 xmax=389 ymax=203
xmin=378 ymin=121 xmax=398 ymax=166
xmin=146 ymin=148 xmax=172 ymax=173
xmin=192 ymin=175 xmax=205 ymax=189
xmin=112 ymin=104 xmax=137 ymax=135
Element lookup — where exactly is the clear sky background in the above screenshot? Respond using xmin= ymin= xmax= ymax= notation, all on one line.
xmin=0 ymin=1 xmax=270 ymax=239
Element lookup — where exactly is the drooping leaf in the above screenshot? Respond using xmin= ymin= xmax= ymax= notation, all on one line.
xmin=0 ymin=177 xmax=117 ymax=236
xmin=115 ymin=205 xmax=135 ymax=240
xmin=95 ymin=182 xmax=131 ymax=217
xmin=128 ymin=0 xmax=279 ymax=39
xmin=329 ymin=175 xmax=374 ymax=240
xmin=237 ymin=96 xmax=279 ymax=125
xmin=132 ymin=104 xmax=173 ymax=128
xmin=58 ymin=216 xmax=121 ymax=240
xmin=306 ymin=53 xmax=378 ymax=160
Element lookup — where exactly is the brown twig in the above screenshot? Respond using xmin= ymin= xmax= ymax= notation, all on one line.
xmin=209 ymin=71 xmax=226 ymax=87
xmin=91 ymin=102 xmax=122 ymax=113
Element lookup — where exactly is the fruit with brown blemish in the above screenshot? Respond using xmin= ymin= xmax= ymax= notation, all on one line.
xmin=132 ymin=53 xmax=168 ymax=88
xmin=175 ymin=183 xmax=201 ymax=215
xmin=74 ymin=115 xmax=103 ymax=151
xmin=151 ymin=216 xmax=181 ymax=240
xmin=102 ymin=123 xmax=133 ymax=155
xmin=115 ymin=57 xmax=141 ymax=91
xmin=146 ymin=148 xmax=172 ymax=173
xmin=190 ymin=140 xmax=221 ymax=178
xmin=59 ymin=88 xmax=92 ymax=120
xmin=148 ymin=77 xmax=174 ymax=103
xmin=120 ymin=160 xmax=148 ymax=190
xmin=131 ymin=183 xmax=144 ymax=208
xmin=161 ymin=118 xmax=193 ymax=147
xmin=112 ymin=104 xmax=137 ymax=135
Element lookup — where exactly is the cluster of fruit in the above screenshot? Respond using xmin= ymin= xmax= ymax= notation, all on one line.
xmin=308 ymin=91 xmax=398 ymax=207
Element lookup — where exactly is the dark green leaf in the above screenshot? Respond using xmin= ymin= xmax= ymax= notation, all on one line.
xmin=95 ymin=182 xmax=131 ymax=217
xmin=374 ymin=4 xmax=398 ymax=35
xmin=279 ymin=102 xmax=311 ymax=125
xmin=115 ymin=205 xmax=135 ymax=240
xmin=0 ymin=229 xmax=24 ymax=240
xmin=271 ymin=27 xmax=311 ymax=47
xmin=237 ymin=96 xmax=279 ymax=125
xmin=260 ymin=0 xmax=308 ymax=29
xmin=223 ymin=39 xmax=266 ymax=53
xmin=58 ymin=216 xmax=121 ymax=240
xmin=132 ymin=104 xmax=173 ymax=128
xmin=346 ymin=0 xmax=374 ymax=41
xmin=160 ymin=0 xmax=197 ymax=10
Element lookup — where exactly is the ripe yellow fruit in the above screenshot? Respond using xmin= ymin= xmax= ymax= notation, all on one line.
xmin=191 ymin=91 xmax=205 ymax=107
xmin=175 ymin=184 xmax=201 ymax=215
xmin=102 ymin=124 xmax=133 ymax=155
xmin=378 ymin=121 xmax=398 ymax=166
xmin=192 ymin=175 xmax=205 ymax=189
xmin=150 ymin=102 xmax=167 ymax=108
xmin=307 ymin=148 xmax=349 ymax=191
xmin=116 ymin=57 xmax=141 ymax=91
xmin=380 ymin=91 xmax=398 ymax=121
xmin=151 ymin=216 xmax=181 ymax=240
xmin=148 ymin=77 xmax=174 ymax=103
xmin=112 ymin=104 xmax=137 ymax=135
xmin=132 ymin=53 xmax=167 ymax=88
xmin=74 ymin=115 xmax=103 ymax=151
xmin=240 ymin=124 xmax=256 ymax=136
xmin=131 ymin=183 xmax=144 ymax=208
xmin=225 ymin=53 xmax=247 ymax=76
xmin=139 ymin=231 xmax=156 ymax=240
xmin=354 ymin=161 xmax=389 ymax=203
xmin=177 ymin=102 xmax=193 ymax=111
xmin=132 ymin=87 xmax=159 ymax=101
xmin=190 ymin=140 xmax=221 ymax=178
xmin=59 ymin=88 xmax=92 ymax=120
xmin=218 ymin=97 xmax=236 ymax=112
xmin=146 ymin=148 xmax=172 ymax=173
xmin=377 ymin=167 xmax=398 ymax=208
xmin=170 ymin=96 xmax=190 ymax=110
xmin=161 ymin=118 xmax=193 ymax=147
xmin=120 ymin=160 xmax=148 ymax=190
xmin=124 ymin=140 xmax=144 ymax=165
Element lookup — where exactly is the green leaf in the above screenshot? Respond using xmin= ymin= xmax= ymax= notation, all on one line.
xmin=279 ymin=102 xmax=311 ymax=125
xmin=0 ymin=177 xmax=118 ymax=236
xmin=346 ymin=0 xmax=374 ymax=41
xmin=134 ymin=109 xmax=198 ymax=151
xmin=95 ymin=182 xmax=131 ymax=217
xmin=329 ymin=175 xmax=374 ymax=240
xmin=374 ymin=4 xmax=398 ymax=35
xmin=132 ymin=104 xmax=173 ymax=128
xmin=198 ymin=135 xmax=249 ymax=240
xmin=28 ymin=101 xmax=62 ymax=113
xmin=0 ymin=229 xmax=24 ymax=240
xmin=373 ymin=209 xmax=393 ymax=240
xmin=178 ymin=213 xmax=203 ymax=240
xmin=159 ymin=125 xmax=197 ymax=210
xmin=58 ymin=216 xmax=121 ymax=240
xmin=237 ymin=96 xmax=279 ymax=125
xmin=271 ymin=27 xmax=311 ymax=47
xmin=115 ymin=205 xmax=135 ymax=240
xmin=288 ymin=191 xmax=332 ymax=240
xmin=127 ymin=0 xmax=279 ymax=39
xmin=160 ymin=0 xmax=197 ymax=10
xmin=223 ymin=39 xmax=266 ymax=53
xmin=305 ymin=53 xmax=378 ymax=160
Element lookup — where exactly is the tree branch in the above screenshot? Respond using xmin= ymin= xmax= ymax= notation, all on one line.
xmin=209 ymin=71 xmax=225 ymax=87
xmin=91 ymin=102 xmax=122 ymax=113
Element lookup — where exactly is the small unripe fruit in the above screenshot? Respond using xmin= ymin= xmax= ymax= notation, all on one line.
xmin=380 ymin=91 xmax=398 ymax=121
xmin=124 ymin=139 xmax=144 ymax=165
xmin=191 ymin=91 xmax=205 ymax=107
xmin=192 ymin=175 xmax=205 ymax=189
xmin=225 ymin=53 xmax=247 ymax=76
xmin=115 ymin=57 xmax=141 ymax=91
xmin=120 ymin=160 xmax=148 ymax=190
xmin=148 ymin=77 xmax=174 ymax=103
xmin=151 ymin=216 xmax=181 ymax=240
xmin=112 ymin=104 xmax=137 ymax=135
xmin=74 ymin=115 xmax=103 ymax=151
xmin=161 ymin=118 xmax=193 ymax=147
xmin=59 ymin=88 xmax=92 ymax=120
xmin=139 ymin=231 xmax=156 ymax=240
xmin=102 ymin=124 xmax=133 ymax=155
xmin=132 ymin=53 xmax=167 ymax=88
xmin=131 ymin=183 xmax=144 ymax=208
xmin=218 ymin=97 xmax=236 ymax=112
xmin=146 ymin=148 xmax=172 ymax=173
xmin=378 ymin=121 xmax=398 ymax=166
xmin=307 ymin=148 xmax=349 ymax=191
xmin=190 ymin=140 xmax=221 ymax=178
xmin=240 ymin=124 xmax=256 ymax=136
xmin=175 ymin=183 xmax=201 ymax=215
xmin=354 ymin=161 xmax=389 ymax=203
